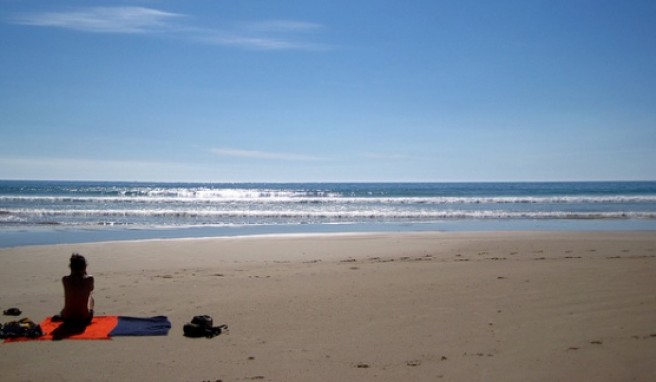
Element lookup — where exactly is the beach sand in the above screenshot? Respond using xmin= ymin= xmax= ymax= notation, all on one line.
xmin=1 ymin=231 xmax=655 ymax=381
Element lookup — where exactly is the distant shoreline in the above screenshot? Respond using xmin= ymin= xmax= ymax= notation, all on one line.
xmin=2 ymin=219 xmax=656 ymax=249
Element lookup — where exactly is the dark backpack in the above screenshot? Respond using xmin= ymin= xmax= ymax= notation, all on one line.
xmin=183 ymin=315 xmax=227 ymax=338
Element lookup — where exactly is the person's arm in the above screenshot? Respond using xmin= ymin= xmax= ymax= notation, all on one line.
xmin=87 ymin=276 xmax=95 ymax=311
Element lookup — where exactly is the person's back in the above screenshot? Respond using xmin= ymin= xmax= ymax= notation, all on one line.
xmin=59 ymin=253 xmax=94 ymax=325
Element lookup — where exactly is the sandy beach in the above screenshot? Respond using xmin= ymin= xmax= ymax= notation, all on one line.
xmin=1 ymin=231 xmax=655 ymax=381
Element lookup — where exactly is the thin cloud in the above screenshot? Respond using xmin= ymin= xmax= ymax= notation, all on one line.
xmin=199 ymin=34 xmax=326 ymax=51
xmin=212 ymin=148 xmax=326 ymax=161
xmin=0 ymin=155 xmax=181 ymax=169
xmin=0 ymin=155 xmax=196 ymax=181
xmin=192 ymin=19 xmax=329 ymax=51
xmin=11 ymin=6 xmax=183 ymax=33
xmin=9 ymin=7 xmax=329 ymax=51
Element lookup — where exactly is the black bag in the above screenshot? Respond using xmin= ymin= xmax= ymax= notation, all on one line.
xmin=191 ymin=315 xmax=213 ymax=329
xmin=183 ymin=315 xmax=227 ymax=338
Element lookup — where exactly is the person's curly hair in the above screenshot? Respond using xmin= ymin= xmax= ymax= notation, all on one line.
xmin=69 ymin=253 xmax=87 ymax=272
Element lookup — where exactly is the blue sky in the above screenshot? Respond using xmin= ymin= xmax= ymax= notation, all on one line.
xmin=1 ymin=0 xmax=655 ymax=182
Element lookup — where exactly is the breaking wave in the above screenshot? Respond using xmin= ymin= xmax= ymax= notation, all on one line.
xmin=4 ymin=208 xmax=656 ymax=221
xmin=2 ymin=181 xmax=655 ymax=229
xmin=2 ymin=195 xmax=656 ymax=205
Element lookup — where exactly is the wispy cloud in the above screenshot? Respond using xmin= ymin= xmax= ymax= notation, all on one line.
xmin=11 ymin=6 xmax=183 ymax=33
xmin=198 ymin=34 xmax=326 ymax=51
xmin=0 ymin=155 xmax=197 ymax=181
xmin=177 ymin=19 xmax=328 ymax=51
xmin=212 ymin=148 xmax=326 ymax=161
xmin=9 ymin=6 xmax=329 ymax=51
xmin=0 ymin=155 xmax=184 ymax=170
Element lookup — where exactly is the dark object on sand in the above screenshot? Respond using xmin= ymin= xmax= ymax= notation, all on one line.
xmin=0 ymin=318 xmax=43 ymax=339
xmin=183 ymin=315 xmax=228 ymax=338
xmin=3 ymin=308 xmax=22 ymax=316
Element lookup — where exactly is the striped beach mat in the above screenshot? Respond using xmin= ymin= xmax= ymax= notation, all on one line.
xmin=4 ymin=316 xmax=171 ymax=342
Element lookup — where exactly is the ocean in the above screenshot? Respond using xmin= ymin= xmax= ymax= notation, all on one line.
xmin=1 ymin=180 xmax=656 ymax=247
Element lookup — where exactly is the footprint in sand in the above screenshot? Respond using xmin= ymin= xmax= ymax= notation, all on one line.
xmin=414 ymin=256 xmax=432 ymax=261
xmin=632 ymin=334 xmax=656 ymax=339
xmin=406 ymin=360 xmax=421 ymax=367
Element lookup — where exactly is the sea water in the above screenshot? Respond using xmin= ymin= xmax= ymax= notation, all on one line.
xmin=1 ymin=180 xmax=655 ymax=247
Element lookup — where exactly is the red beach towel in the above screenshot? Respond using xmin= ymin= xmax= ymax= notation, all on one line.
xmin=4 ymin=316 xmax=118 ymax=342
xmin=42 ymin=316 xmax=119 ymax=340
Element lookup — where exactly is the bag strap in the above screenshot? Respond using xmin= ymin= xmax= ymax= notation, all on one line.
xmin=206 ymin=324 xmax=228 ymax=338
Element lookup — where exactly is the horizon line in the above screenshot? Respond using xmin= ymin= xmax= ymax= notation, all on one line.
xmin=1 ymin=178 xmax=654 ymax=184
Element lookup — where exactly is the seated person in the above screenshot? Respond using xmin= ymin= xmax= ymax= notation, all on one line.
xmin=54 ymin=253 xmax=95 ymax=326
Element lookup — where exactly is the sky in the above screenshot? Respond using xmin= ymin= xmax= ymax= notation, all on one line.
xmin=1 ymin=0 xmax=655 ymax=182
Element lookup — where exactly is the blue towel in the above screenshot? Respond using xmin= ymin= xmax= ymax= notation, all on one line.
xmin=109 ymin=316 xmax=171 ymax=336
